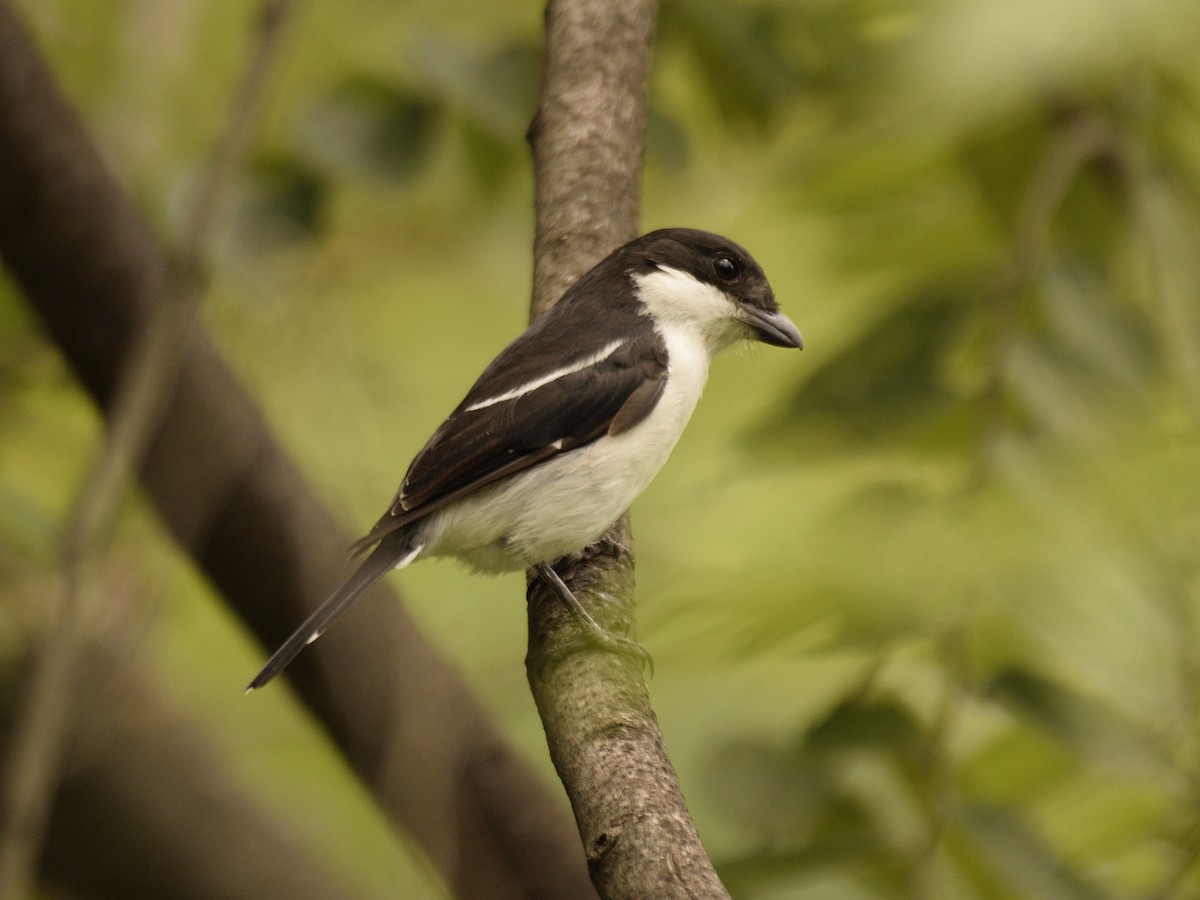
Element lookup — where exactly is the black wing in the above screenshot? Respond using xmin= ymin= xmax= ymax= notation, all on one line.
xmin=349 ymin=330 xmax=666 ymax=555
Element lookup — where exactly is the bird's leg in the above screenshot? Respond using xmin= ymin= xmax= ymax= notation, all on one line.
xmin=593 ymin=533 xmax=631 ymax=558
xmin=533 ymin=562 xmax=653 ymax=675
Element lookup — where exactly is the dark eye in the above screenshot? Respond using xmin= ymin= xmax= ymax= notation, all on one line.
xmin=714 ymin=255 xmax=741 ymax=281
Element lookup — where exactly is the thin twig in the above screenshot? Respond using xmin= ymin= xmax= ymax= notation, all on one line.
xmin=0 ymin=4 xmax=295 ymax=895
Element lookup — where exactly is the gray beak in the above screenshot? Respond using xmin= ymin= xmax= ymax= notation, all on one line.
xmin=739 ymin=305 xmax=804 ymax=349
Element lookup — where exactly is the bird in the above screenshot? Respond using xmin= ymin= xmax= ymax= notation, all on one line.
xmin=247 ymin=227 xmax=802 ymax=691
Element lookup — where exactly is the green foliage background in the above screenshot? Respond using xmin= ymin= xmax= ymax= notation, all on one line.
xmin=3 ymin=0 xmax=1200 ymax=896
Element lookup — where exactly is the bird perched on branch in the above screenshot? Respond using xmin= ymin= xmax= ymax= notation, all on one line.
xmin=248 ymin=227 xmax=802 ymax=691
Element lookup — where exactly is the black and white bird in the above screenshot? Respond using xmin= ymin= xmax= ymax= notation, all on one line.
xmin=247 ymin=227 xmax=802 ymax=691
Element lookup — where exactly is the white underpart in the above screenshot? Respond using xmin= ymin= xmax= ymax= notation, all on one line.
xmin=417 ymin=265 xmax=738 ymax=573
xmin=465 ymin=338 xmax=626 ymax=411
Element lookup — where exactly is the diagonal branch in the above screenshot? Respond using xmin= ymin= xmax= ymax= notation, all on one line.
xmin=0 ymin=3 xmax=593 ymax=896
xmin=1 ymin=633 xmax=358 ymax=900
xmin=0 ymin=4 xmax=294 ymax=895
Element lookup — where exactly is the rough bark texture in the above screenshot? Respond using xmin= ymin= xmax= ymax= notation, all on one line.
xmin=525 ymin=1 xmax=730 ymax=896
xmin=528 ymin=0 xmax=657 ymax=319
xmin=0 ymin=5 xmax=594 ymax=898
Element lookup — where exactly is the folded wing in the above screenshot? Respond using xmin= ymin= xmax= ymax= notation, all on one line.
xmin=349 ymin=334 xmax=666 ymax=555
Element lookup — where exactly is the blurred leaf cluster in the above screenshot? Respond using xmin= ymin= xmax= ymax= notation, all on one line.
xmin=3 ymin=0 xmax=1200 ymax=897
xmin=666 ymin=0 xmax=1200 ymax=897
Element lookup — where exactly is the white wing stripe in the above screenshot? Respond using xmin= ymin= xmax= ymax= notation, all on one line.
xmin=465 ymin=339 xmax=626 ymax=411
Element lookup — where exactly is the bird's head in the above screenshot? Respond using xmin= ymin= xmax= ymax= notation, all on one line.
xmin=626 ymin=228 xmax=803 ymax=353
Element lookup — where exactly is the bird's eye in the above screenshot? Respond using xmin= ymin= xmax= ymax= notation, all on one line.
xmin=714 ymin=255 xmax=741 ymax=281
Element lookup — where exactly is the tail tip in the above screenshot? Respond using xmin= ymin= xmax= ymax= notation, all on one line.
xmin=244 ymin=669 xmax=272 ymax=694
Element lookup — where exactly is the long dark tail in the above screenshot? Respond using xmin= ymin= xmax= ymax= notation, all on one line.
xmin=245 ymin=532 xmax=422 ymax=692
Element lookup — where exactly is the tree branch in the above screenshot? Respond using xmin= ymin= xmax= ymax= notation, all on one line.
xmin=1 ymin=636 xmax=357 ymax=900
xmin=0 ymin=4 xmax=592 ymax=896
xmin=525 ymin=1 xmax=729 ymax=895
xmin=0 ymin=5 xmax=294 ymax=894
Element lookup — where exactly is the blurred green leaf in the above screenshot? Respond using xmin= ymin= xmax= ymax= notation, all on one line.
xmin=660 ymin=0 xmax=799 ymax=129
xmin=805 ymin=694 xmax=922 ymax=760
xmin=297 ymin=76 xmax=440 ymax=183
xmin=960 ymin=721 xmax=1080 ymax=809
xmin=705 ymin=739 xmax=832 ymax=840
xmin=224 ymin=155 xmax=327 ymax=257
xmin=770 ymin=287 xmax=982 ymax=447
xmin=962 ymin=804 xmax=1114 ymax=900
xmin=985 ymin=667 xmax=1171 ymax=778
xmin=410 ymin=36 xmax=539 ymax=140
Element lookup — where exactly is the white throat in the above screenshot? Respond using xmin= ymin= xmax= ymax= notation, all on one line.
xmin=633 ymin=266 xmax=741 ymax=349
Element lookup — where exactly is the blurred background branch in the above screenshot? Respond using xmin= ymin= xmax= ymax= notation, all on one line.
xmin=0 ymin=0 xmax=591 ymax=896
xmin=0 ymin=1 xmax=294 ymax=895
xmin=0 ymin=632 xmax=356 ymax=900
